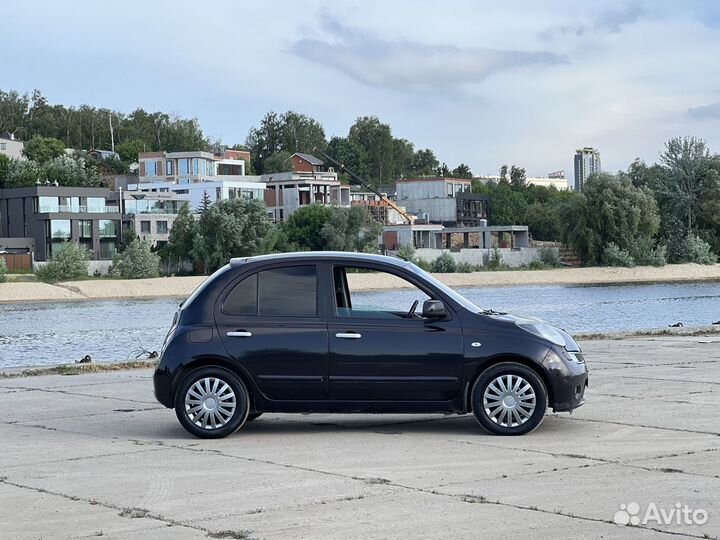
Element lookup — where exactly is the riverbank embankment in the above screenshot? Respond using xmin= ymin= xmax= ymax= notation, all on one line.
xmin=1 ymin=263 xmax=719 ymax=304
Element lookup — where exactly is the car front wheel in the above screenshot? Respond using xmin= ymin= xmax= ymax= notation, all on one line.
xmin=471 ymin=362 xmax=547 ymax=435
xmin=174 ymin=367 xmax=249 ymax=438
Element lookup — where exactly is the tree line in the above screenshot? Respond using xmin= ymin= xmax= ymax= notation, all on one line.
xmin=473 ymin=136 xmax=720 ymax=266
xmin=162 ymin=199 xmax=382 ymax=273
xmin=0 ymin=88 xmax=471 ymax=186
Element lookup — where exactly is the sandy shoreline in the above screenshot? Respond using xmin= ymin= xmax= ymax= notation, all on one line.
xmin=1 ymin=263 xmax=719 ymax=304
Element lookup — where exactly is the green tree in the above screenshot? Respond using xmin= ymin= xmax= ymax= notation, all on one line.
xmin=435 ymin=162 xmax=451 ymax=177
xmin=346 ymin=116 xmax=395 ymax=185
xmin=452 ymin=163 xmax=473 ymax=179
xmin=35 ymin=242 xmax=90 ymax=282
xmin=319 ymin=206 xmax=382 ymax=252
xmin=283 ymin=204 xmax=334 ymax=251
xmin=0 ymin=256 xmax=7 ymax=282
xmin=245 ymin=111 xmax=326 ymax=174
xmin=263 ymin=150 xmax=293 ymax=173
xmin=193 ymin=199 xmax=277 ymax=272
xmin=473 ymin=179 xmax=527 ymax=225
xmin=109 ymin=238 xmax=160 ymax=278
xmin=199 ymin=190 xmax=212 ymax=214
xmin=0 ymin=154 xmax=10 ymax=187
xmin=279 ymin=111 xmax=327 ymax=155
xmin=656 ymin=137 xmax=717 ymax=230
xmin=499 ymin=164 xmax=508 ymax=180
xmin=509 ymin=165 xmax=526 ymax=189
xmin=43 ymin=155 xmax=103 ymax=187
xmin=411 ymin=149 xmax=439 ymax=176
xmin=164 ymin=203 xmax=195 ymax=272
xmin=560 ymin=173 xmax=661 ymax=265
xmin=22 ymin=136 xmax=66 ymax=162
xmin=525 ymin=202 xmax=562 ymax=241
xmin=116 ymin=139 xmax=146 ymax=163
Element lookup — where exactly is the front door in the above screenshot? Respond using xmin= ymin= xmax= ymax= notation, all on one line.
xmin=327 ymin=264 xmax=464 ymax=401
xmin=216 ymin=264 xmax=327 ymax=401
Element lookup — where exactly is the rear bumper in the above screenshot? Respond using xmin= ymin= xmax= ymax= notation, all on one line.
xmin=153 ymin=367 xmax=174 ymax=408
xmin=542 ymin=349 xmax=589 ymax=413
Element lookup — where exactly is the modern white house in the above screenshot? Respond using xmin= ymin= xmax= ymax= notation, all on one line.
xmin=127 ymin=178 xmax=266 ymax=212
xmin=130 ymin=148 xmax=263 ymax=212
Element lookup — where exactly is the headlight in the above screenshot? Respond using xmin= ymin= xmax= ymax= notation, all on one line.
xmin=516 ymin=323 xmax=567 ymax=347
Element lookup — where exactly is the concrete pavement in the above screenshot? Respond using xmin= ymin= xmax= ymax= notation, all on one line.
xmin=1 ymin=336 xmax=719 ymax=539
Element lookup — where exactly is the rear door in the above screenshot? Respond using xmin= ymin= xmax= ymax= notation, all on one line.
xmin=216 ymin=263 xmax=328 ymax=401
xmin=326 ymin=264 xmax=464 ymax=401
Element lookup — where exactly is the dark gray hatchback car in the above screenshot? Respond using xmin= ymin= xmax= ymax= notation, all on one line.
xmin=154 ymin=252 xmax=588 ymax=438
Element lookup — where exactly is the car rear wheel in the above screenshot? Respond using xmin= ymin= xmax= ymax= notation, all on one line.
xmin=174 ymin=367 xmax=249 ymax=438
xmin=471 ymin=362 xmax=547 ymax=435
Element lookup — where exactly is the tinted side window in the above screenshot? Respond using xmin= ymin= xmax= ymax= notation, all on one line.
xmin=223 ymin=273 xmax=258 ymax=315
xmin=258 ymin=265 xmax=317 ymax=317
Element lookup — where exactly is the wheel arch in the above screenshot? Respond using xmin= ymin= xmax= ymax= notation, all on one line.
xmin=465 ymin=355 xmax=554 ymax=413
xmin=171 ymin=356 xmax=257 ymax=412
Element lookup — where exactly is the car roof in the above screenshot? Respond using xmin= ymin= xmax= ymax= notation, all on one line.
xmin=229 ymin=251 xmax=411 ymax=268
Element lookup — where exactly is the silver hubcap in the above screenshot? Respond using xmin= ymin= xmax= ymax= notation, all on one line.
xmin=483 ymin=374 xmax=536 ymax=428
xmin=185 ymin=377 xmax=236 ymax=430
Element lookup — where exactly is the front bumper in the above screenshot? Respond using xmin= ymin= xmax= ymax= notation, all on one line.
xmin=542 ymin=349 xmax=589 ymax=412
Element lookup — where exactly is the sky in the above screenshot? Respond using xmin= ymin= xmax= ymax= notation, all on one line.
xmin=2 ymin=0 xmax=720 ymax=180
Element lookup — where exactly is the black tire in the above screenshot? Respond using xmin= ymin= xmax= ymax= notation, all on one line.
xmin=246 ymin=412 xmax=263 ymax=422
xmin=174 ymin=367 xmax=249 ymax=439
xmin=471 ymin=362 xmax=547 ymax=436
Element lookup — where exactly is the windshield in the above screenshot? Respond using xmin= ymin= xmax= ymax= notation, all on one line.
xmin=405 ymin=262 xmax=483 ymax=313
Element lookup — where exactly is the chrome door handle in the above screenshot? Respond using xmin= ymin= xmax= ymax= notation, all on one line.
xmin=227 ymin=331 xmax=252 ymax=337
xmin=336 ymin=332 xmax=362 ymax=339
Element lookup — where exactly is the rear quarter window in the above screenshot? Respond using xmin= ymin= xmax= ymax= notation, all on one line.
xmin=222 ymin=265 xmax=317 ymax=317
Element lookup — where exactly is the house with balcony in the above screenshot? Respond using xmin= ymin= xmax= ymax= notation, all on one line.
xmin=131 ymin=148 xmax=263 ymax=211
xmin=0 ymin=186 xmax=121 ymax=264
xmin=261 ymin=153 xmax=350 ymax=222
xmin=109 ymin=190 xmax=188 ymax=250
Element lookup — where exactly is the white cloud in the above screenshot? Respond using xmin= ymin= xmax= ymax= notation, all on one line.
xmin=291 ymin=17 xmax=565 ymax=94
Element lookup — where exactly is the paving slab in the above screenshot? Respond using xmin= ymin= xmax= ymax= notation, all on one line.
xmin=635 ymin=448 xmax=720 ymax=478
xmin=190 ymin=487 xmax=663 ymax=540
xmin=0 ymin=422 xmax=164 ymax=470
xmin=0 ymin=482 xmax=198 ymax=540
xmin=4 ymin=446 xmax=390 ymax=524
xmin=442 ymin=463 xmax=720 ymax=538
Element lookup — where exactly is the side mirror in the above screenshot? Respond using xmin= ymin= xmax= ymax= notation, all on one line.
xmin=422 ymin=299 xmax=447 ymax=319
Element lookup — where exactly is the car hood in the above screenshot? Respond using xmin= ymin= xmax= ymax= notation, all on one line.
xmin=480 ymin=311 xmax=581 ymax=352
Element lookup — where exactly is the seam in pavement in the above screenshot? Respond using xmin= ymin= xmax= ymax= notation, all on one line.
xmin=609 ymin=374 xmax=720 ymax=386
xmin=451 ymin=438 xmax=720 ymax=480
xmin=0 ymin=446 xmax=168 ymax=471
xmin=560 ymin=415 xmax=720 ymax=436
xmin=4 ymin=405 xmax=162 ymax=425
xmin=590 ymin=391 xmax=717 ymax=405
xmin=8 ymin=385 xmax=158 ymax=405
xmin=0 ymin=378 xmax=151 ymax=391
xmin=0 ymin=475 xmax=252 ymax=539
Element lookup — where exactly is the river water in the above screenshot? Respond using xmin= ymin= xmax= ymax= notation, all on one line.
xmin=1 ymin=282 xmax=719 ymax=368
